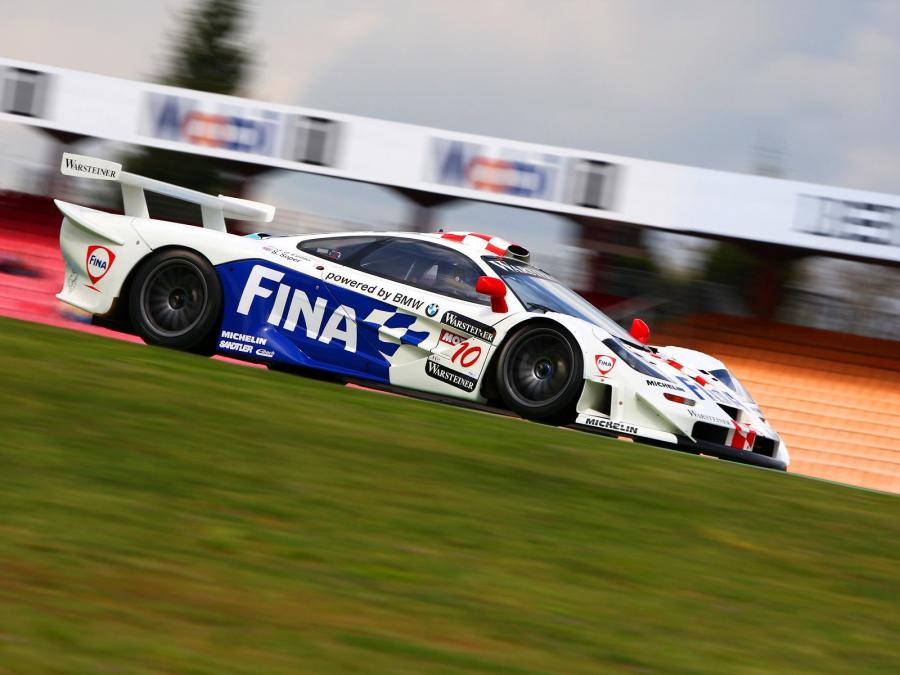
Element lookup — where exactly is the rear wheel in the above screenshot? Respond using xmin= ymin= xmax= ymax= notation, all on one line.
xmin=128 ymin=249 xmax=222 ymax=352
xmin=496 ymin=323 xmax=583 ymax=424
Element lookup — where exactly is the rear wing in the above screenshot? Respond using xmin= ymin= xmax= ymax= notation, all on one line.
xmin=60 ymin=153 xmax=275 ymax=232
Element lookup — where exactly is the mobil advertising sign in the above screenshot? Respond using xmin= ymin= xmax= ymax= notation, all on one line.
xmin=144 ymin=92 xmax=282 ymax=157
xmin=431 ymin=138 xmax=564 ymax=201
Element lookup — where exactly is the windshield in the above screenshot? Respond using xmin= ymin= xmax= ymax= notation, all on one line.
xmin=710 ymin=368 xmax=757 ymax=404
xmin=485 ymin=257 xmax=638 ymax=344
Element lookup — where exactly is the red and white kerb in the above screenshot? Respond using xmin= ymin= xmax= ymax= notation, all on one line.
xmin=437 ymin=231 xmax=514 ymax=257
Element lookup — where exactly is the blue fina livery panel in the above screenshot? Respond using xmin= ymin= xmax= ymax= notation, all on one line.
xmin=215 ymin=260 xmax=428 ymax=382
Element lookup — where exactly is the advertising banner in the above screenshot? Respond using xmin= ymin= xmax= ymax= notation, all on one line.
xmin=2 ymin=57 xmax=898 ymax=263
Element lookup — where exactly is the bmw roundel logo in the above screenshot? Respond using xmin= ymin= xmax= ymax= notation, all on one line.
xmin=426 ymin=303 xmax=439 ymax=317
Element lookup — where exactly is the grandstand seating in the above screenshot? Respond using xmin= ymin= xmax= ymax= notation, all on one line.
xmin=0 ymin=193 xmax=66 ymax=321
xmin=655 ymin=315 xmax=900 ymax=493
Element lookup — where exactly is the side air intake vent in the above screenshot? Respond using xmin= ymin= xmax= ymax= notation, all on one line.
xmin=752 ymin=436 xmax=777 ymax=457
xmin=719 ymin=405 xmax=740 ymax=421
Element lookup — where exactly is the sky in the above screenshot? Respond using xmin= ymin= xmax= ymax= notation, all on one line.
xmin=1 ymin=0 xmax=899 ymax=267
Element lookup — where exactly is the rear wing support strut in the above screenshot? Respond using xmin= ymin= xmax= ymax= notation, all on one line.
xmin=60 ymin=153 xmax=275 ymax=231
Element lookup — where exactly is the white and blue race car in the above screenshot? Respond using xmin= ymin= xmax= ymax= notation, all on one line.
xmin=55 ymin=154 xmax=789 ymax=470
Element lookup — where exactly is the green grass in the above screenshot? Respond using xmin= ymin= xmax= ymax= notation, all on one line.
xmin=0 ymin=316 xmax=897 ymax=674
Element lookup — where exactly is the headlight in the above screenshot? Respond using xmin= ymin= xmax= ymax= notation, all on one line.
xmin=663 ymin=392 xmax=696 ymax=406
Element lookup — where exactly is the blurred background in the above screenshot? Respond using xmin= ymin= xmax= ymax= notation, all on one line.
xmin=1 ymin=0 xmax=898 ymax=491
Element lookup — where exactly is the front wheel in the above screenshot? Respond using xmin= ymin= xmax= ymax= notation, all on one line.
xmin=496 ymin=323 xmax=583 ymax=424
xmin=128 ymin=249 xmax=222 ymax=352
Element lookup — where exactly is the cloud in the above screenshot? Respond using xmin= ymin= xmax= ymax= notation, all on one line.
xmin=832 ymin=144 xmax=900 ymax=193
xmin=737 ymin=6 xmax=900 ymax=191
xmin=254 ymin=5 xmax=386 ymax=103
xmin=291 ymin=0 xmax=900 ymax=191
xmin=0 ymin=1 xmax=175 ymax=81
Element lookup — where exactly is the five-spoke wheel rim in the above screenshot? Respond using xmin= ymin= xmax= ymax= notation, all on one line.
xmin=504 ymin=329 xmax=575 ymax=406
xmin=139 ymin=260 xmax=208 ymax=338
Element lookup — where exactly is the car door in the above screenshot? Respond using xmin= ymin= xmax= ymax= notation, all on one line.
xmin=218 ymin=234 xmax=389 ymax=376
xmin=217 ymin=245 xmax=346 ymax=367
xmin=273 ymin=234 xmax=397 ymax=380
xmin=317 ymin=237 xmax=500 ymax=397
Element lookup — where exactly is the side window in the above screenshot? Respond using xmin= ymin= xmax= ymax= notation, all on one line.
xmin=356 ymin=240 xmax=487 ymax=304
xmin=298 ymin=235 xmax=381 ymax=262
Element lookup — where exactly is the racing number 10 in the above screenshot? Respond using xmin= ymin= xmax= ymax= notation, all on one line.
xmin=452 ymin=341 xmax=481 ymax=369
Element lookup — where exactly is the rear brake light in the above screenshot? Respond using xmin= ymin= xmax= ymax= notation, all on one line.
xmin=664 ymin=393 xmax=696 ymax=406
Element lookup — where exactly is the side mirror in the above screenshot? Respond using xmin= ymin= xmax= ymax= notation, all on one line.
xmin=630 ymin=318 xmax=650 ymax=344
xmin=476 ymin=276 xmax=508 ymax=313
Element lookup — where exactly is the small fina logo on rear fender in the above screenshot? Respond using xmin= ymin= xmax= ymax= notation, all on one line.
xmin=86 ymin=245 xmax=116 ymax=286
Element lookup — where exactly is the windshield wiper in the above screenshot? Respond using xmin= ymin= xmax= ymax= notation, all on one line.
xmin=525 ymin=302 xmax=556 ymax=314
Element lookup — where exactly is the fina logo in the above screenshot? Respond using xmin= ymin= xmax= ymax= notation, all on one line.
xmin=85 ymin=245 xmax=116 ymax=287
xmin=433 ymin=139 xmax=561 ymax=200
xmin=595 ymin=354 xmax=616 ymax=375
xmin=237 ymin=265 xmax=357 ymax=352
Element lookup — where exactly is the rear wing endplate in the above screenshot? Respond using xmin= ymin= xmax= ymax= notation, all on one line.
xmin=60 ymin=153 xmax=275 ymax=232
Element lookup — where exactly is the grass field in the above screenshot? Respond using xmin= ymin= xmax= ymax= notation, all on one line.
xmin=0 ymin=316 xmax=898 ymax=674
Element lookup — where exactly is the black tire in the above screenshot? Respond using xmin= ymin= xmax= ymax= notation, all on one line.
xmin=128 ymin=249 xmax=222 ymax=352
xmin=496 ymin=322 xmax=583 ymax=424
